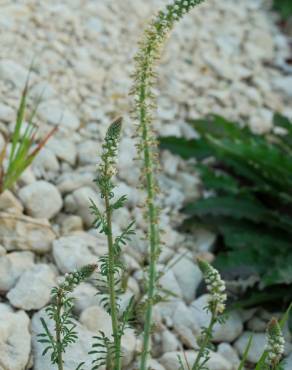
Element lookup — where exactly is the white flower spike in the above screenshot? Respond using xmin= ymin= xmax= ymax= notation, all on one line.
xmin=197 ymin=258 xmax=227 ymax=315
xmin=266 ymin=318 xmax=285 ymax=367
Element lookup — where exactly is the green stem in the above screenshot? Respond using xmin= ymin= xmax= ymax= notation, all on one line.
xmin=134 ymin=3 xmax=206 ymax=369
xmin=191 ymin=313 xmax=217 ymax=370
xmin=139 ymin=81 xmax=159 ymax=370
xmin=105 ymin=191 xmax=121 ymax=370
xmin=56 ymin=290 xmax=64 ymax=370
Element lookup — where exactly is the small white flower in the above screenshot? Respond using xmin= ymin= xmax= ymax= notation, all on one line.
xmin=107 ymin=165 xmax=117 ymax=177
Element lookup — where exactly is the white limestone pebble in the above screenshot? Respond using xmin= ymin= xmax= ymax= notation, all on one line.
xmin=64 ymin=186 xmax=101 ymax=227
xmin=0 ymin=212 xmax=55 ymax=253
xmin=0 ymin=251 xmax=34 ymax=292
xmin=38 ymin=101 xmax=80 ymax=130
xmin=0 ymin=304 xmax=31 ymax=370
xmin=0 ymin=59 xmax=27 ymax=88
xmin=19 ymin=180 xmax=63 ymax=219
xmin=7 ymin=264 xmax=56 ymax=310
xmin=53 ymin=233 xmax=106 ymax=273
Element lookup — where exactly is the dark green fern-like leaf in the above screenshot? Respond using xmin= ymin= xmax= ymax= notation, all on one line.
xmin=160 ymin=135 xmax=210 ymax=159
xmin=273 ymin=0 xmax=292 ymax=19
xmin=197 ymin=164 xmax=240 ymax=195
xmin=183 ymin=196 xmax=268 ymax=223
xmin=161 ymin=113 xmax=292 ymax=305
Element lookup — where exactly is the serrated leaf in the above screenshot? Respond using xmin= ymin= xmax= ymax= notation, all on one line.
xmin=183 ymin=196 xmax=268 ymax=222
xmin=237 ymin=335 xmax=253 ymax=370
xmin=159 ymin=135 xmax=210 ymax=159
xmin=169 ymin=113 xmax=292 ymax=304
xmin=198 ymin=164 xmax=240 ymax=195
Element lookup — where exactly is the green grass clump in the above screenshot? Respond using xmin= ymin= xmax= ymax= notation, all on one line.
xmin=0 ymin=78 xmax=56 ymax=193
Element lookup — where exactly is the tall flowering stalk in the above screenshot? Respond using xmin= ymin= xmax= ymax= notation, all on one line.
xmin=131 ymin=1 xmax=205 ymax=368
xmin=89 ymin=118 xmax=135 ymax=370
xmin=94 ymin=118 xmax=123 ymax=369
xmin=191 ymin=258 xmax=226 ymax=370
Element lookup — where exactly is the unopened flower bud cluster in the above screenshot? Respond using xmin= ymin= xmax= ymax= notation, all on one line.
xmin=198 ymin=259 xmax=227 ymax=315
xmin=103 ymin=139 xmax=118 ymax=176
xmin=61 ymin=264 xmax=97 ymax=292
xmin=266 ymin=318 xmax=285 ymax=366
xmin=95 ymin=119 xmax=122 ymax=197
xmin=103 ymin=118 xmax=122 ymax=179
xmin=158 ymin=0 xmax=205 ymax=25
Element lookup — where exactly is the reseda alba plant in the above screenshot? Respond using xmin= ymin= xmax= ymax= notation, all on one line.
xmin=131 ymin=1 xmax=206 ymax=368
xmin=131 ymin=1 xmax=289 ymax=368
xmin=265 ymin=318 xmax=285 ymax=369
xmin=189 ymin=259 xmax=227 ymax=370
xmin=38 ymin=264 xmax=97 ymax=370
xmin=89 ymin=117 xmax=135 ymax=370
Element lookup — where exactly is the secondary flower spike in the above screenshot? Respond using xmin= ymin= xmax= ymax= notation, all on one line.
xmin=266 ymin=317 xmax=285 ymax=367
xmin=197 ymin=258 xmax=227 ymax=315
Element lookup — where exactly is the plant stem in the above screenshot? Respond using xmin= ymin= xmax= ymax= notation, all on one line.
xmin=191 ymin=313 xmax=217 ymax=370
xmin=105 ymin=188 xmax=121 ymax=370
xmin=56 ymin=290 xmax=64 ymax=370
xmin=132 ymin=2 xmax=206 ymax=369
xmin=139 ymin=81 xmax=159 ymax=370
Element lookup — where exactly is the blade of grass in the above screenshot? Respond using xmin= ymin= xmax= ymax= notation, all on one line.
xmin=0 ymin=141 xmax=7 ymax=192
xmin=10 ymin=82 xmax=44 ymax=175
xmin=4 ymin=129 xmax=36 ymax=191
xmin=182 ymin=349 xmax=191 ymax=370
xmin=9 ymin=80 xmax=28 ymax=165
xmin=237 ymin=335 xmax=253 ymax=370
xmin=8 ymin=60 xmax=41 ymax=170
xmin=279 ymin=302 xmax=292 ymax=328
xmin=28 ymin=126 xmax=57 ymax=159
xmin=4 ymin=125 xmax=56 ymax=190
